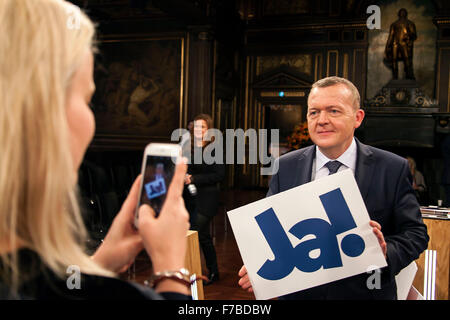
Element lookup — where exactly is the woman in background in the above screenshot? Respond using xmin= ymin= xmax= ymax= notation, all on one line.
xmin=0 ymin=0 xmax=190 ymax=299
xmin=185 ymin=114 xmax=225 ymax=285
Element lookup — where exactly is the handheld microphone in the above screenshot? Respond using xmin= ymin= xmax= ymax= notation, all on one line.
xmin=179 ymin=131 xmax=197 ymax=196
xmin=187 ymin=183 xmax=197 ymax=196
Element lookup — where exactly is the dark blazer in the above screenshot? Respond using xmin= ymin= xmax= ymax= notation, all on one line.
xmin=187 ymin=148 xmax=225 ymax=218
xmin=268 ymin=139 xmax=429 ymax=300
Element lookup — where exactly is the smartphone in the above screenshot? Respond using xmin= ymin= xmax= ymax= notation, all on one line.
xmin=134 ymin=143 xmax=181 ymax=228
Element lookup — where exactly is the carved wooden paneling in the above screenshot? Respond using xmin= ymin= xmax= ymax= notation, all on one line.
xmin=353 ymin=48 xmax=366 ymax=102
xmin=436 ymin=48 xmax=450 ymax=112
xmin=326 ymin=50 xmax=338 ymax=77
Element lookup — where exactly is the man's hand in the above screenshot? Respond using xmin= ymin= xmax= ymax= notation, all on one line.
xmin=238 ymin=265 xmax=254 ymax=294
xmin=370 ymin=220 xmax=387 ymax=259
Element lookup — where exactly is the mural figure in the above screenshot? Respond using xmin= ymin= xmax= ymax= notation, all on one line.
xmin=128 ymin=76 xmax=160 ymax=125
xmin=384 ymin=8 xmax=417 ymax=80
xmin=90 ymin=39 xmax=181 ymax=137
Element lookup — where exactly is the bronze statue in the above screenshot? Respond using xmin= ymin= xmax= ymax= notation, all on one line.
xmin=384 ymin=8 xmax=417 ymax=80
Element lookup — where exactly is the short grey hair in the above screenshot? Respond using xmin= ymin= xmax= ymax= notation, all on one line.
xmin=309 ymin=76 xmax=361 ymax=110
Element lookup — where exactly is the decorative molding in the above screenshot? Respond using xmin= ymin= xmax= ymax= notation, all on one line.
xmin=434 ymin=19 xmax=450 ymax=25
xmin=256 ymin=54 xmax=312 ymax=76
xmin=252 ymin=65 xmax=313 ymax=91
xmin=246 ymin=22 xmax=367 ymax=33
xmin=260 ymin=91 xmax=305 ymax=97
xmin=365 ymin=80 xmax=438 ymax=108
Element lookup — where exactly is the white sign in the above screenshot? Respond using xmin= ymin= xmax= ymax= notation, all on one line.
xmin=395 ymin=261 xmax=418 ymax=300
xmin=228 ymin=169 xmax=387 ymax=300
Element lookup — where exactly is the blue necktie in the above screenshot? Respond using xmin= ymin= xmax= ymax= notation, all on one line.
xmin=325 ymin=161 xmax=342 ymax=175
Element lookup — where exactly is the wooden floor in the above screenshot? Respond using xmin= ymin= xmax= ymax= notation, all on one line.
xmin=202 ymin=189 xmax=266 ymax=300
xmin=126 ymin=188 xmax=266 ymax=300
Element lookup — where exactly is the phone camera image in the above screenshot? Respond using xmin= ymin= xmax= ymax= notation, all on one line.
xmin=139 ymin=156 xmax=175 ymax=217
xmin=144 ymin=163 xmax=167 ymax=200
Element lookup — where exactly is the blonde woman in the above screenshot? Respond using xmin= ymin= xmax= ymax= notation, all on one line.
xmin=0 ymin=0 xmax=190 ymax=299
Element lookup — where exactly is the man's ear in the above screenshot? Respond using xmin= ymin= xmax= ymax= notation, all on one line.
xmin=354 ymin=109 xmax=365 ymax=129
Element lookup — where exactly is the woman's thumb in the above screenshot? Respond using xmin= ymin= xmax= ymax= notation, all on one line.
xmin=137 ymin=204 xmax=156 ymax=227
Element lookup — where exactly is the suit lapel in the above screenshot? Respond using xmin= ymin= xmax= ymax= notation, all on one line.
xmin=354 ymin=139 xmax=375 ymax=201
xmin=296 ymin=145 xmax=316 ymax=185
xmin=295 ymin=141 xmax=374 ymax=198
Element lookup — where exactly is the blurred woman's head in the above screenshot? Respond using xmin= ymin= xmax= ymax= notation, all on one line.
xmin=406 ymin=156 xmax=416 ymax=174
xmin=0 ymin=0 xmax=111 ymax=291
xmin=193 ymin=114 xmax=213 ymax=146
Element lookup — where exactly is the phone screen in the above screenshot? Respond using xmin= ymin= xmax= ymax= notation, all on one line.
xmin=137 ymin=155 xmax=176 ymax=218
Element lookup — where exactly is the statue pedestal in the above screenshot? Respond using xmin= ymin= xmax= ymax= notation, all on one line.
xmin=365 ymin=79 xmax=437 ymax=108
xmin=361 ymin=79 xmax=439 ymax=148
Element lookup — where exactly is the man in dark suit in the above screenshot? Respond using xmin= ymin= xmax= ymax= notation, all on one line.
xmin=238 ymin=76 xmax=429 ymax=299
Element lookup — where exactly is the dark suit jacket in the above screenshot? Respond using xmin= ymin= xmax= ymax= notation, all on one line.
xmin=268 ymin=139 xmax=429 ymax=300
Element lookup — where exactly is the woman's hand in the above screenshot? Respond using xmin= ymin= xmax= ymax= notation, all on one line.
xmin=138 ymin=160 xmax=190 ymax=272
xmin=137 ymin=159 xmax=190 ymax=293
xmin=92 ymin=176 xmax=144 ymax=274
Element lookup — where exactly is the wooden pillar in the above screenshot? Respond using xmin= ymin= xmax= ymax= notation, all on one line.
xmin=185 ymin=230 xmax=204 ymax=300
xmin=186 ymin=26 xmax=215 ymax=122
xmin=434 ymin=17 xmax=450 ymax=112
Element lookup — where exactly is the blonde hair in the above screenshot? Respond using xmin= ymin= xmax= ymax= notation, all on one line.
xmin=0 ymin=0 xmax=113 ymax=293
xmin=406 ymin=156 xmax=416 ymax=172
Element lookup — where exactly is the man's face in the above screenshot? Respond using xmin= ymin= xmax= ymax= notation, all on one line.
xmin=307 ymin=84 xmax=364 ymax=159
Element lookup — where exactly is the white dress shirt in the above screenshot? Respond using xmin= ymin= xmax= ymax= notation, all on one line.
xmin=311 ymin=138 xmax=357 ymax=181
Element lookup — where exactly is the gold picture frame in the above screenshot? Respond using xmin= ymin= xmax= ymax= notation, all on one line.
xmin=90 ymin=36 xmax=185 ymax=150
